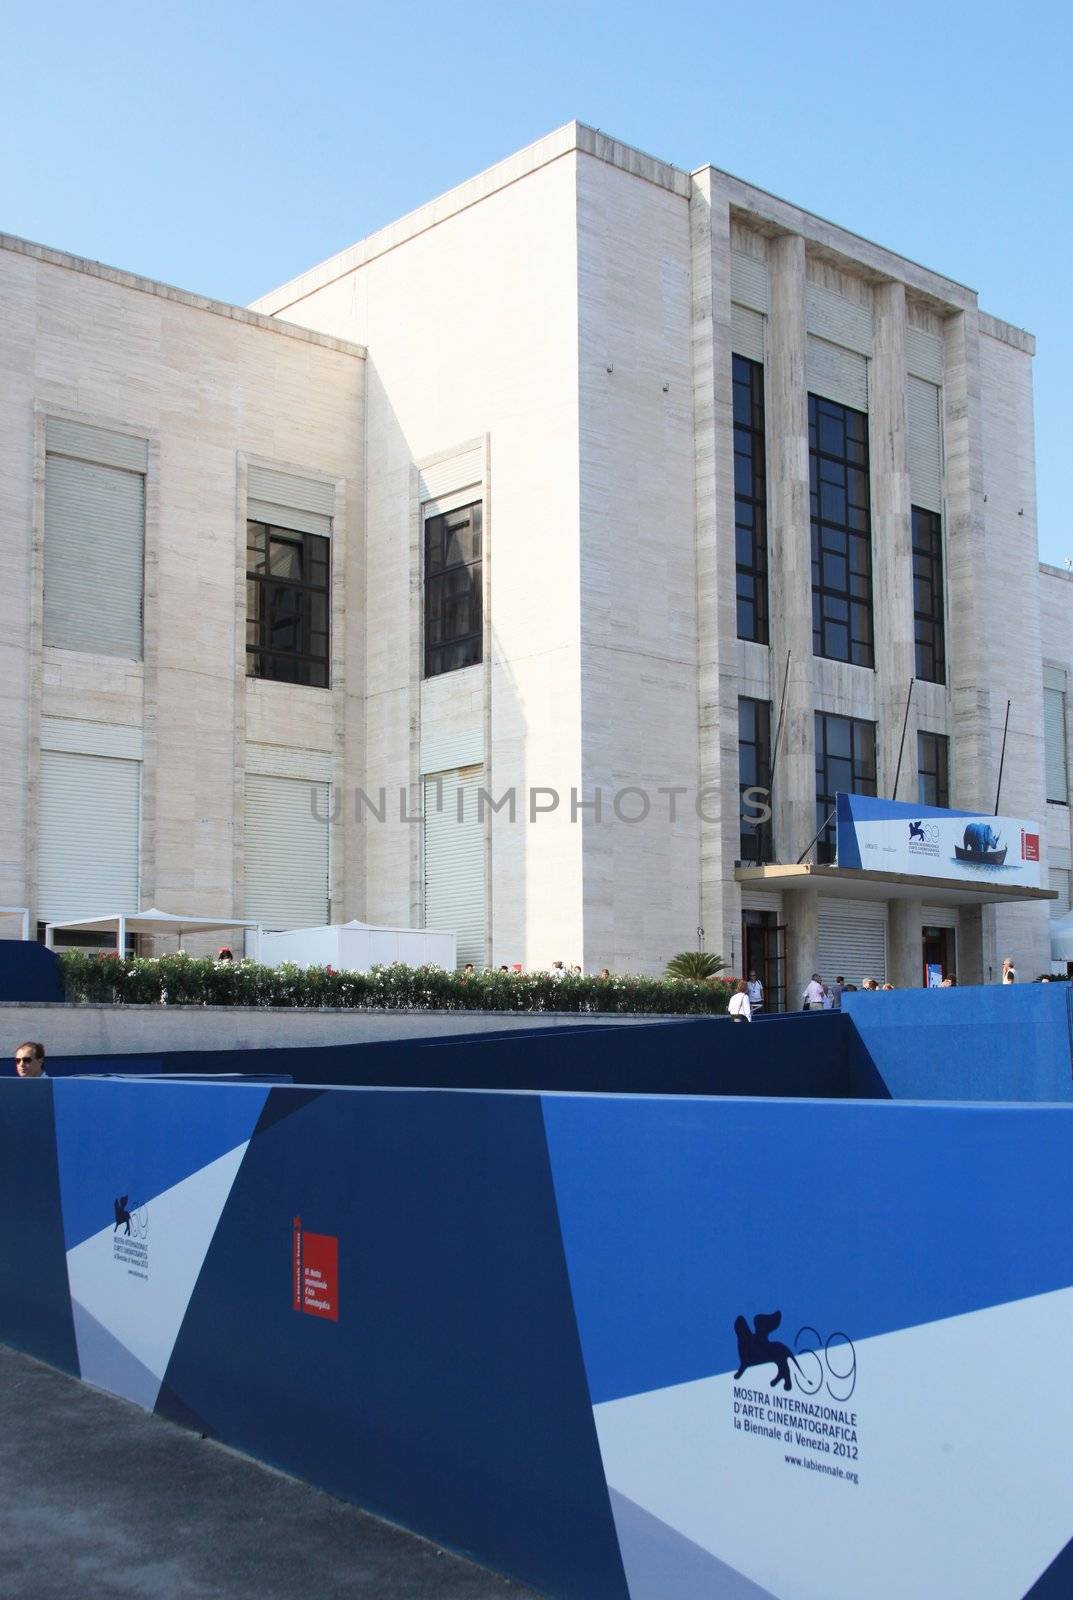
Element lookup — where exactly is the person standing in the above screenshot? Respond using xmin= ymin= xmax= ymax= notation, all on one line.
xmin=802 ymin=973 xmax=825 ymax=1011
xmin=1002 ymin=957 xmax=1017 ymax=984
xmin=728 ymin=980 xmax=752 ymax=1022
xmin=746 ymin=971 xmax=764 ymax=1015
xmin=830 ymin=975 xmax=846 ymax=1010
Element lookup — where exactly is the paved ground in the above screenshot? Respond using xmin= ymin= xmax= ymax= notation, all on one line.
xmin=0 ymin=1344 xmax=545 ymax=1600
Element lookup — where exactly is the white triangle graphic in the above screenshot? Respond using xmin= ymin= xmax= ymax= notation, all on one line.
xmin=65 ymin=1141 xmax=250 ymax=1411
xmin=594 ymin=1286 xmax=1073 ymax=1600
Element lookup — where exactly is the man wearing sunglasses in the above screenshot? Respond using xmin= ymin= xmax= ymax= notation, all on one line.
xmin=13 ymin=1041 xmax=46 ymax=1078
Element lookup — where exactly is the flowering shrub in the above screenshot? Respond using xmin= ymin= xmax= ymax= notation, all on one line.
xmin=58 ymin=953 xmax=732 ymax=1015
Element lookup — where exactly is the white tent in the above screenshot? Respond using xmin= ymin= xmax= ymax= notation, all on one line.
xmin=1050 ymin=910 xmax=1073 ymax=963
xmin=43 ymin=907 xmax=261 ymax=953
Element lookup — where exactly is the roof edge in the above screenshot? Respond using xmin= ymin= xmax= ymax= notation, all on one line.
xmin=0 ymin=231 xmax=366 ymax=357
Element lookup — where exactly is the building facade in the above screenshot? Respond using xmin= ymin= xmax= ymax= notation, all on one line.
xmin=0 ymin=124 xmax=1063 ymax=988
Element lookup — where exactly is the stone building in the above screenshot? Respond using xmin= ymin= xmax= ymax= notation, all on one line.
xmin=0 ymin=123 xmax=1062 ymax=992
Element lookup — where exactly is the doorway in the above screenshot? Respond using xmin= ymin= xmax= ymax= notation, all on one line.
xmin=742 ymin=911 xmax=786 ymax=1013
xmin=922 ymin=925 xmax=956 ymax=987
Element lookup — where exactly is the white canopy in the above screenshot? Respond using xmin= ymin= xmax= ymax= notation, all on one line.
xmin=1050 ymin=910 xmax=1073 ymax=962
xmin=44 ymin=907 xmax=261 ymax=951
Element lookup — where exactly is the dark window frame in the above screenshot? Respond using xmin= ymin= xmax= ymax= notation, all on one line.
xmin=809 ymin=394 xmax=874 ymax=667
xmin=424 ymin=500 xmax=483 ymax=680
xmin=738 ymin=696 xmax=773 ymax=863
xmin=912 ymin=506 xmax=946 ymax=685
xmin=917 ymin=731 xmax=950 ymax=810
xmin=814 ymin=712 xmax=877 ymax=864
xmin=733 ymin=355 xmax=769 ymax=644
xmin=246 ymin=520 xmax=330 ymax=688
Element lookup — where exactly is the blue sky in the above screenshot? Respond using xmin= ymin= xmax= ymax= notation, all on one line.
xmin=3 ymin=0 xmax=1069 ymax=563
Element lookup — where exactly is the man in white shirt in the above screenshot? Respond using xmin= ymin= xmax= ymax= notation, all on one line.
xmin=803 ymin=973 xmax=825 ymax=1011
xmin=14 ymin=1041 xmax=47 ymax=1077
xmin=746 ymin=971 xmax=764 ymax=1014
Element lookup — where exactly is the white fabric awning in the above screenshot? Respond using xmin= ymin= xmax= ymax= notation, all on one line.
xmin=44 ymin=907 xmax=260 ymax=948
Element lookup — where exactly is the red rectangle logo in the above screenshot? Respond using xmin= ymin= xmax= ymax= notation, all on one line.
xmin=299 ymin=1230 xmax=338 ymax=1321
xmin=1022 ymin=830 xmax=1040 ymax=862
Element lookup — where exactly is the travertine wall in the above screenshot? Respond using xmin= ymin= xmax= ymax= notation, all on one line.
xmin=1041 ymin=561 xmax=1073 ymax=937
xmin=0 ymin=237 xmax=364 ymax=942
xmin=254 ymin=136 xmax=586 ymax=969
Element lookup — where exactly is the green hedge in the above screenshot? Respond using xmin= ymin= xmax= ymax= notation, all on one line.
xmin=57 ymin=953 xmax=733 ymax=1015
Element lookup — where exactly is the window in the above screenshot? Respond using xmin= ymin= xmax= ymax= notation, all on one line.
xmin=1045 ymin=686 xmax=1069 ymax=805
xmin=809 ymin=395 xmax=873 ymax=666
xmin=912 ymin=507 xmax=946 ymax=684
xmin=246 ymin=521 xmax=330 ymax=687
xmin=44 ymin=418 xmax=147 ymax=659
xmin=738 ymin=697 xmax=773 ymax=863
xmin=425 ymin=501 xmax=482 ymax=678
xmin=917 ymin=731 xmax=950 ymax=810
xmin=733 ymin=355 xmax=768 ymax=644
xmin=814 ymin=713 xmax=876 ymax=864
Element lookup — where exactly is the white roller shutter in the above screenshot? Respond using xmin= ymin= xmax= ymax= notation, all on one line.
xmin=423 ymin=767 xmax=486 ymax=966
xmin=908 ymin=376 xmax=943 ymax=513
xmin=244 ymin=774 xmax=330 ymax=930
xmin=730 ymin=251 xmax=770 ymax=314
xmin=907 ymin=327 xmax=944 ymax=384
xmin=1049 ymin=869 xmax=1071 ymax=915
xmin=731 ymin=304 xmax=765 ymax=363
xmin=1044 ymin=688 xmax=1069 ymax=803
xmin=816 ymin=898 xmax=887 ymax=988
xmin=921 ymin=905 xmax=959 ymax=930
xmin=418 ymin=443 xmax=484 ymax=504
xmin=247 ymin=464 xmax=334 ymax=538
xmin=44 ymin=454 xmax=145 ymax=657
xmin=38 ymin=750 xmax=141 ymax=921
xmin=806 ymin=282 xmax=873 ymax=356
xmin=806 ymin=336 xmax=869 ymax=412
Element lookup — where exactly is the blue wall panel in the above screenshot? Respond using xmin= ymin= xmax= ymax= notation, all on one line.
xmin=0 ymin=1083 xmax=78 ymax=1372
xmin=844 ymin=985 xmax=1073 ymax=1101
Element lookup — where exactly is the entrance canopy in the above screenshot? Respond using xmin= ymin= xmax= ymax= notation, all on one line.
xmin=43 ymin=907 xmax=261 ymax=951
xmin=735 ymin=863 xmax=1058 ymax=908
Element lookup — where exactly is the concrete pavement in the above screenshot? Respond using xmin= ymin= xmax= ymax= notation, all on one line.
xmin=0 ymin=1344 xmax=545 ymax=1600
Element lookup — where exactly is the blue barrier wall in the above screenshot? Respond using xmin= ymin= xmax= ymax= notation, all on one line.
xmin=0 ymin=938 xmax=63 ymax=1002
xmin=5 ymin=1074 xmax=1073 ymax=1598
xmin=41 ymin=1011 xmax=862 ymax=1098
xmin=844 ymin=983 xmax=1073 ymax=1101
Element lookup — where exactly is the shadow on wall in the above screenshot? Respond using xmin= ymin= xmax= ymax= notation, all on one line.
xmin=843 ymin=983 xmax=1073 ymax=1102
xmin=41 ymin=1013 xmax=863 ymax=1098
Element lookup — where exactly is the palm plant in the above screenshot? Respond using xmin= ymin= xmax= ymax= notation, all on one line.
xmin=665 ymin=950 xmax=726 ymax=981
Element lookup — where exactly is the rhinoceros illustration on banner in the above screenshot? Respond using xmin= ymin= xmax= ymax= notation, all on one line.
xmin=955 ymin=820 xmax=1007 ymax=865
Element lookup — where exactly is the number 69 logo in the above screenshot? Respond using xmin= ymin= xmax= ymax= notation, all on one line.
xmin=793 ymin=1327 xmax=856 ymax=1401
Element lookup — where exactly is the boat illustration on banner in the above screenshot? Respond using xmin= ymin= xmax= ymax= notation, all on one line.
xmin=953 ymin=821 xmax=1008 ymax=867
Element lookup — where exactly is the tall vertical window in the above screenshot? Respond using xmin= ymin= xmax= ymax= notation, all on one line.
xmin=917 ymin=731 xmax=950 ymax=809
xmin=809 ymin=396 xmax=873 ymax=666
xmin=733 ymin=355 xmax=768 ymax=644
xmin=1044 ymin=686 xmax=1069 ymax=805
xmin=246 ymin=522 xmax=330 ymax=687
xmin=738 ymin=697 xmax=773 ymax=863
xmin=814 ymin=713 xmax=876 ymax=864
xmin=44 ymin=418 xmax=147 ymax=659
xmin=912 ymin=507 xmax=946 ymax=684
xmin=424 ymin=501 xmax=483 ymax=678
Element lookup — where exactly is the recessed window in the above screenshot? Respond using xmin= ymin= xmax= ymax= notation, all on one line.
xmin=917 ymin=731 xmax=950 ymax=809
xmin=738 ymin=697 xmax=773 ymax=863
xmin=912 ymin=507 xmax=946 ymax=684
xmin=733 ymin=355 xmax=769 ymax=644
xmin=809 ymin=396 xmax=873 ymax=667
xmin=814 ymin=712 xmax=876 ymax=864
xmin=1045 ymin=686 xmax=1069 ymax=805
xmin=246 ymin=521 xmax=330 ymax=687
xmin=425 ymin=502 xmax=482 ymax=678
